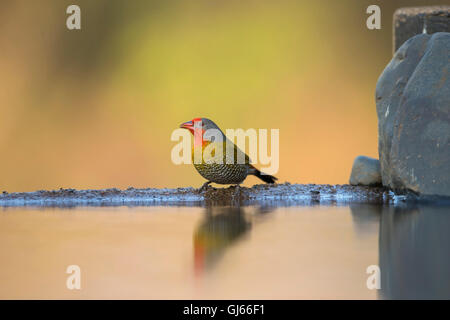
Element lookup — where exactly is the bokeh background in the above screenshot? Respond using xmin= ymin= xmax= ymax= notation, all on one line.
xmin=1 ymin=0 xmax=446 ymax=192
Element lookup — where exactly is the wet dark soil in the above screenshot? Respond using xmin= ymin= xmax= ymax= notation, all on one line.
xmin=0 ymin=183 xmax=405 ymax=208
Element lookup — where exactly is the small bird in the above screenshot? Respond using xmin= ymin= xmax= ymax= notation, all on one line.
xmin=179 ymin=118 xmax=277 ymax=190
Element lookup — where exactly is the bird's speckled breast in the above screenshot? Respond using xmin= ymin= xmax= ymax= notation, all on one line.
xmin=192 ymin=141 xmax=250 ymax=184
xmin=194 ymin=162 xmax=249 ymax=184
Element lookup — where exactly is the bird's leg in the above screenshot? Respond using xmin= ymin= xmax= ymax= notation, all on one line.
xmin=198 ymin=181 xmax=212 ymax=193
xmin=231 ymin=184 xmax=242 ymax=207
xmin=233 ymin=184 xmax=241 ymax=197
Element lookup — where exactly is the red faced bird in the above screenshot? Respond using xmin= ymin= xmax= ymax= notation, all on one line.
xmin=179 ymin=118 xmax=277 ymax=190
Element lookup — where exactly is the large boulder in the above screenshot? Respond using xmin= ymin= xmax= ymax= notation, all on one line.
xmin=376 ymin=32 xmax=450 ymax=197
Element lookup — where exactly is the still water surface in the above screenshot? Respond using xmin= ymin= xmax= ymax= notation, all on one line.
xmin=0 ymin=204 xmax=448 ymax=299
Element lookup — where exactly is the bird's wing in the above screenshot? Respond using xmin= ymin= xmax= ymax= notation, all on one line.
xmin=223 ymin=138 xmax=251 ymax=165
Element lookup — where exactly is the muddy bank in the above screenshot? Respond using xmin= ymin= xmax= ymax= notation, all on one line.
xmin=0 ymin=183 xmax=411 ymax=208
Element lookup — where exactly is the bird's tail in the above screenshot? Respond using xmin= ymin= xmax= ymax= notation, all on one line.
xmin=249 ymin=166 xmax=278 ymax=184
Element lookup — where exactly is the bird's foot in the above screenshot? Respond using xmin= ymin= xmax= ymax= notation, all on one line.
xmin=233 ymin=184 xmax=241 ymax=197
xmin=198 ymin=181 xmax=212 ymax=193
xmin=230 ymin=184 xmax=242 ymax=206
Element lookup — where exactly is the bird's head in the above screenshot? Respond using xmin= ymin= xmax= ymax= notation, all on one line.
xmin=180 ymin=118 xmax=224 ymax=147
xmin=179 ymin=118 xmax=222 ymax=135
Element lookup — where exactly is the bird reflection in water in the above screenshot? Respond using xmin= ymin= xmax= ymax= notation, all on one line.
xmin=193 ymin=206 xmax=272 ymax=276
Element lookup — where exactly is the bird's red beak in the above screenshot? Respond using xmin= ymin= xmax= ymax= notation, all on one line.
xmin=180 ymin=120 xmax=194 ymax=132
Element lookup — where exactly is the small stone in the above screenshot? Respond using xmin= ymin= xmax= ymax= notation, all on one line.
xmin=349 ymin=156 xmax=382 ymax=186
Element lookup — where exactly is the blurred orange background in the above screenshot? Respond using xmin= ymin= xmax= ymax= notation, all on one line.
xmin=0 ymin=0 xmax=445 ymax=192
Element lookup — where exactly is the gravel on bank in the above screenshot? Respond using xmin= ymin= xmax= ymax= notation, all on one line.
xmin=0 ymin=183 xmax=410 ymax=208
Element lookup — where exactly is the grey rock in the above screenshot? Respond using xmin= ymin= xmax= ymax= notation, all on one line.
xmin=349 ymin=156 xmax=382 ymax=186
xmin=376 ymin=33 xmax=430 ymax=189
xmin=376 ymin=32 xmax=450 ymax=196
